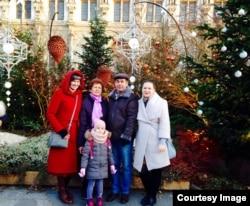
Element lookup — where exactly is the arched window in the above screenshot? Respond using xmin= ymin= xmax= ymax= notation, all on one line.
xmin=16 ymin=0 xmax=32 ymax=20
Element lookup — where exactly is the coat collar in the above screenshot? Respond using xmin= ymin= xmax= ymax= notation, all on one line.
xmin=109 ymin=86 xmax=132 ymax=100
xmin=138 ymin=92 xmax=163 ymax=122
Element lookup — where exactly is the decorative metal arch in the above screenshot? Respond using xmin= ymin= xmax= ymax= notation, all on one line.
xmin=134 ymin=1 xmax=188 ymax=57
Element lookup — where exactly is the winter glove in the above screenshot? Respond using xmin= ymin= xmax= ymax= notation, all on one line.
xmin=120 ymin=134 xmax=131 ymax=146
xmin=58 ymin=129 xmax=68 ymax=138
xmin=110 ymin=165 xmax=117 ymax=175
xmin=84 ymin=129 xmax=93 ymax=141
xmin=78 ymin=168 xmax=86 ymax=178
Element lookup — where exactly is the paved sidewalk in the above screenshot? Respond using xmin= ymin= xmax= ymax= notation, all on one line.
xmin=0 ymin=186 xmax=173 ymax=206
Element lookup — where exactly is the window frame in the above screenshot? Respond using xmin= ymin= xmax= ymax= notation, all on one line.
xmin=114 ymin=0 xmax=130 ymax=23
xmin=49 ymin=0 xmax=65 ymax=20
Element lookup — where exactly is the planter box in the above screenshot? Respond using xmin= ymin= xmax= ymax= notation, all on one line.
xmin=161 ymin=180 xmax=190 ymax=190
xmin=131 ymin=176 xmax=190 ymax=190
xmin=0 ymin=172 xmax=190 ymax=190
xmin=0 ymin=171 xmax=57 ymax=186
xmin=0 ymin=171 xmax=83 ymax=187
xmin=0 ymin=171 xmax=40 ymax=185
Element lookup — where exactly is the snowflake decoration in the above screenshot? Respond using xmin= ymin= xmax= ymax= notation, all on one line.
xmin=115 ymin=3 xmax=151 ymax=74
xmin=0 ymin=27 xmax=28 ymax=78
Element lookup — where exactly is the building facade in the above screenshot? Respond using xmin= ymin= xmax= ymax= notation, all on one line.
xmin=0 ymin=0 xmax=226 ymax=65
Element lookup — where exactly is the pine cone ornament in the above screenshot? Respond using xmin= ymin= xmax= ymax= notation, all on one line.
xmin=97 ymin=66 xmax=112 ymax=87
xmin=48 ymin=35 xmax=66 ymax=63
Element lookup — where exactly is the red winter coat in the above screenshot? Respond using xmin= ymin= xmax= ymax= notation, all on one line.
xmin=47 ymin=70 xmax=84 ymax=175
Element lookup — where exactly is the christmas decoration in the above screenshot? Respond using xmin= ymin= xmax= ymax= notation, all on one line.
xmin=47 ymin=35 xmax=66 ymax=63
xmin=0 ymin=27 xmax=28 ymax=78
xmin=193 ymin=79 xmax=199 ymax=84
xmin=191 ymin=31 xmax=197 ymax=37
xmin=197 ymin=110 xmax=203 ymax=116
xmin=185 ymin=0 xmax=250 ymax=158
xmin=75 ymin=14 xmax=113 ymax=87
xmin=221 ymin=27 xmax=228 ymax=32
xmin=238 ymin=8 xmax=245 ymax=15
xmin=239 ymin=50 xmax=247 ymax=59
xmin=4 ymin=81 xmax=12 ymax=89
xmin=221 ymin=45 xmax=227 ymax=52
xmin=184 ymin=87 xmax=189 ymax=92
xmin=96 ymin=66 xmax=112 ymax=87
xmin=115 ymin=3 xmax=151 ymax=78
xmin=234 ymin=70 xmax=242 ymax=77
xmin=129 ymin=76 xmax=136 ymax=83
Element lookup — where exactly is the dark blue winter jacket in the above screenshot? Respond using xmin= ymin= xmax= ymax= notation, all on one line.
xmin=107 ymin=87 xmax=138 ymax=143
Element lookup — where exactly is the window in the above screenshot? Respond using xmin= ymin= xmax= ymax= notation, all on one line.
xmin=146 ymin=1 xmax=161 ymax=23
xmin=49 ymin=0 xmax=64 ymax=20
xmin=16 ymin=0 xmax=32 ymax=20
xmin=81 ymin=0 xmax=97 ymax=21
xmin=81 ymin=0 xmax=88 ymax=21
xmin=114 ymin=0 xmax=130 ymax=22
xmin=180 ymin=0 xmax=197 ymax=23
xmin=90 ymin=0 xmax=97 ymax=20
xmin=25 ymin=0 xmax=32 ymax=19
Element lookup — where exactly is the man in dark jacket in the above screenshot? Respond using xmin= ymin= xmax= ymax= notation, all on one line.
xmin=106 ymin=73 xmax=138 ymax=204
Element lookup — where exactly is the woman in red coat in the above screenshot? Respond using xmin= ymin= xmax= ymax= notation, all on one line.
xmin=46 ymin=70 xmax=84 ymax=204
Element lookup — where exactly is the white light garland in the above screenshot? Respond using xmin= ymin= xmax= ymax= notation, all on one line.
xmin=4 ymin=81 xmax=12 ymax=89
xmin=129 ymin=76 xmax=136 ymax=83
xmin=130 ymin=85 xmax=135 ymax=90
xmin=6 ymin=90 xmax=11 ymax=96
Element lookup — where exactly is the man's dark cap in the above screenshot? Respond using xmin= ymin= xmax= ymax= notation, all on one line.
xmin=114 ymin=73 xmax=129 ymax=81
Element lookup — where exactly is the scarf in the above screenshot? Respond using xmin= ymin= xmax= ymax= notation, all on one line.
xmin=90 ymin=93 xmax=103 ymax=127
xmin=91 ymin=129 xmax=108 ymax=144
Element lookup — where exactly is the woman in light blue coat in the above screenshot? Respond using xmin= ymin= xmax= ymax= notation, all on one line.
xmin=133 ymin=80 xmax=171 ymax=206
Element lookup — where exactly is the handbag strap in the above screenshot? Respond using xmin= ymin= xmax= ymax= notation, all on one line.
xmin=67 ymin=95 xmax=78 ymax=132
